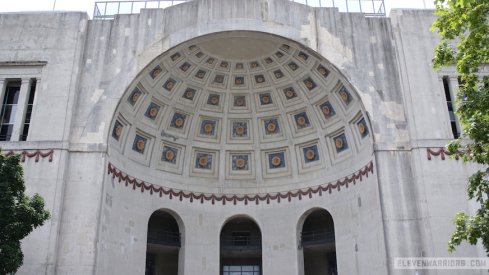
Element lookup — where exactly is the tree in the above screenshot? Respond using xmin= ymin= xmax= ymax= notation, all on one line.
xmin=432 ymin=0 xmax=489 ymax=255
xmin=0 ymin=152 xmax=50 ymax=274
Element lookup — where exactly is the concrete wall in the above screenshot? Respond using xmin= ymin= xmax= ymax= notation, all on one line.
xmin=0 ymin=11 xmax=88 ymax=274
xmin=0 ymin=1 xmax=483 ymax=275
xmin=391 ymin=9 xmax=487 ymax=273
xmin=97 ymin=172 xmax=383 ymax=275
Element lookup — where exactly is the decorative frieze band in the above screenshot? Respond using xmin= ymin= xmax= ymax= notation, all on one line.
xmin=3 ymin=149 xmax=54 ymax=162
xmin=107 ymin=161 xmax=374 ymax=205
xmin=426 ymin=148 xmax=460 ymax=160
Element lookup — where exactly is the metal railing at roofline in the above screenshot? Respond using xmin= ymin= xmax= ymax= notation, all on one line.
xmin=93 ymin=0 xmax=385 ymax=20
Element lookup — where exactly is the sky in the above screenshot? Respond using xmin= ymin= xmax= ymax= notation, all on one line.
xmin=0 ymin=0 xmax=436 ymax=18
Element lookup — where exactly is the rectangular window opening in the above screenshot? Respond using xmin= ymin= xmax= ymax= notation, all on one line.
xmin=20 ymin=79 xmax=36 ymax=141
xmin=442 ymin=76 xmax=460 ymax=139
xmin=0 ymin=79 xmax=21 ymax=141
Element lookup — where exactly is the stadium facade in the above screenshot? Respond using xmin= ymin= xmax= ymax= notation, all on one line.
xmin=0 ymin=0 xmax=486 ymax=274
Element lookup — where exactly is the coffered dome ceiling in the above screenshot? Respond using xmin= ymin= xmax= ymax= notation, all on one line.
xmin=109 ymin=32 xmax=373 ymax=193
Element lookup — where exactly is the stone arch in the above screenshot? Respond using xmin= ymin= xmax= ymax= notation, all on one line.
xmin=297 ymin=208 xmax=336 ymax=275
xmin=146 ymin=208 xmax=185 ymax=275
xmin=219 ymin=215 xmax=263 ymax=275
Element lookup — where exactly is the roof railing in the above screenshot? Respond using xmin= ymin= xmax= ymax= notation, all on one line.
xmin=93 ymin=0 xmax=385 ymax=20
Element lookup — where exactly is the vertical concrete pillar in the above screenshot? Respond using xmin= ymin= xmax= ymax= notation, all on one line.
xmin=182 ymin=210 xmax=220 ymax=275
xmin=261 ymin=211 xmax=299 ymax=275
xmin=11 ymin=78 xmax=31 ymax=141
xmin=26 ymin=77 xmax=42 ymax=141
xmin=0 ymin=79 xmax=6 ymax=108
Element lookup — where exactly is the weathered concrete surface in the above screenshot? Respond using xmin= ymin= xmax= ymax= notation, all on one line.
xmin=0 ymin=1 xmax=483 ymax=275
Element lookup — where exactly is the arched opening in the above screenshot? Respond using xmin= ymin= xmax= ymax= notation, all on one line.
xmin=145 ymin=210 xmax=181 ymax=275
xmin=300 ymin=209 xmax=337 ymax=275
xmin=220 ymin=216 xmax=262 ymax=275
xmin=106 ymin=30 xmax=374 ymax=274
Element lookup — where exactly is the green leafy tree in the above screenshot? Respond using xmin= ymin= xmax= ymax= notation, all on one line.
xmin=0 ymin=152 xmax=50 ymax=274
xmin=432 ymin=0 xmax=489 ymax=255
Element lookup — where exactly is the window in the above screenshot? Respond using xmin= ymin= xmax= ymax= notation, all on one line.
xmin=20 ymin=79 xmax=36 ymax=141
xmin=223 ymin=265 xmax=260 ymax=275
xmin=442 ymin=76 xmax=460 ymax=139
xmin=0 ymin=77 xmax=38 ymax=141
xmin=0 ymin=80 xmax=21 ymax=141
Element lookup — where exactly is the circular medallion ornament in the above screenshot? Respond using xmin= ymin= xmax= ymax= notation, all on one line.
xmin=114 ymin=125 xmax=122 ymax=137
xmin=149 ymin=107 xmax=158 ymax=117
xmin=340 ymin=90 xmax=349 ymax=102
xmin=267 ymin=122 xmax=277 ymax=133
xmin=152 ymin=68 xmax=162 ymax=78
xmin=358 ymin=123 xmax=366 ymax=135
xmin=305 ymin=80 xmax=314 ymax=89
xmin=197 ymin=72 xmax=205 ymax=78
xmin=335 ymin=138 xmax=344 ymax=149
xmin=235 ymin=126 xmax=245 ymax=136
xmin=204 ymin=123 xmax=213 ymax=134
xmin=199 ymin=156 xmax=208 ymax=167
xmin=136 ymin=139 xmax=146 ymax=151
xmin=322 ymin=105 xmax=331 ymax=115
xmin=256 ymin=76 xmax=264 ymax=83
xmin=165 ymin=150 xmax=175 ymax=161
xmin=215 ymin=76 xmax=224 ymax=83
xmin=261 ymin=95 xmax=270 ymax=104
xmin=175 ymin=118 xmax=184 ymax=127
xmin=285 ymin=89 xmax=294 ymax=98
xmin=235 ymin=158 xmax=246 ymax=168
xmin=235 ymin=97 xmax=245 ymax=106
xmin=166 ymin=81 xmax=174 ymax=90
xmin=271 ymin=156 xmax=282 ymax=167
xmin=210 ymin=96 xmax=219 ymax=105
xmin=185 ymin=90 xmax=194 ymax=99
xmin=296 ymin=116 xmax=306 ymax=126
xmin=235 ymin=78 xmax=242 ymax=85
xmin=305 ymin=149 xmax=316 ymax=160
xmin=131 ymin=92 xmax=140 ymax=103
xmin=319 ymin=67 xmax=327 ymax=76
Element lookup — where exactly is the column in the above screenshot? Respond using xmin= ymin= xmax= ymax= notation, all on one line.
xmin=0 ymin=79 xmax=6 ymax=107
xmin=25 ymin=77 xmax=42 ymax=141
xmin=10 ymin=78 xmax=31 ymax=141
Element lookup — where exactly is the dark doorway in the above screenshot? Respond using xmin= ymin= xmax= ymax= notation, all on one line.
xmin=145 ymin=210 xmax=181 ymax=275
xmin=301 ymin=209 xmax=337 ymax=275
xmin=220 ymin=217 xmax=262 ymax=275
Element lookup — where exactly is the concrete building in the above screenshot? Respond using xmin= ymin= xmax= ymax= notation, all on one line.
xmin=0 ymin=0 xmax=485 ymax=274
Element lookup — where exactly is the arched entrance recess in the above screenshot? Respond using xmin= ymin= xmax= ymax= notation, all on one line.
xmin=220 ymin=216 xmax=262 ymax=275
xmin=145 ymin=210 xmax=182 ymax=275
xmin=299 ymin=209 xmax=336 ymax=275
xmin=106 ymin=30 xmax=374 ymax=274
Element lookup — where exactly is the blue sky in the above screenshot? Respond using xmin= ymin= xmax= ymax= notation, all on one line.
xmin=0 ymin=0 xmax=435 ymax=18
